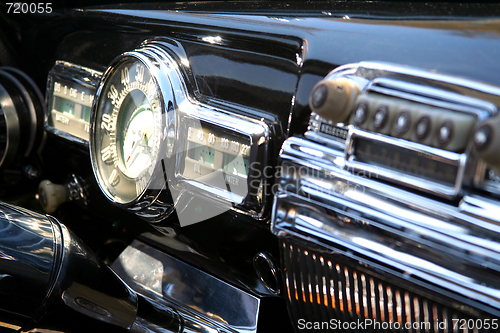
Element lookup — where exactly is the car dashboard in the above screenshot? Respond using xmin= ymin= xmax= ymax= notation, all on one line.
xmin=1 ymin=2 xmax=500 ymax=333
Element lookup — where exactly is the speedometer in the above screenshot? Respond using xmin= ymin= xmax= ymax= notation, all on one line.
xmin=89 ymin=40 xmax=273 ymax=221
xmin=90 ymin=50 xmax=172 ymax=208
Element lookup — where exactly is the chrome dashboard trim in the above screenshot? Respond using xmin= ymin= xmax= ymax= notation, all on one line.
xmin=368 ymin=78 xmax=491 ymax=120
xmin=45 ymin=61 xmax=102 ymax=146
xmin=344 ymin=126 xmax=466 ymax=198
xmin=181 ymin=179 xmax=245 ymax=206
xmin=53 ymin=38 xmax=276 ymax=221
xmin=273 ymin=135 xmax=500 ymax=315
xmin=145 ymin=39 xmax=272 ymax=220
xmin=112 ymin=240 xmax=260 ymax=333
xmin=0 ymin=83 xmax=20 ymax=166
xmin=174 ymin=99 xmax=271 ymax=217
xmin=474 ymin=160 xmax=500 ymax=196
xmin=334 ymin=62 xmax=500 ymax=114
xmin=306 ymin=61 xmax=500 ymax=199
xmin=54 ymin=60 xmax=104 ymax=79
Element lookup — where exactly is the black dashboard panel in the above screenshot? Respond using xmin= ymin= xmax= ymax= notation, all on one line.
xmin=2 ymin=2 xmax=500 ymax=333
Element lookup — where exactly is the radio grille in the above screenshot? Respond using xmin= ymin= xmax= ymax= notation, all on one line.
xmin=282 ymin=240 xmax=494 ymax=333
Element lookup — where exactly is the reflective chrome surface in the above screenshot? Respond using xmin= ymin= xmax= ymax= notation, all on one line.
xmin=333 ymin=61 xmax=500 ymax=116
xmin=90 ymin=45 xmax=173 ymax=212
xmin=144 ymin=38 xmax=273 ymax=220
xmin=253 ymin=252 xmax=280 ymax=295
xmin=0 ymin=67 xmax=45 ymax=168
xmin=306 ymin=61 xmax=500 ymax=199
xmin=0 ymin=82 xmax=20 ymax=166
xmin=0 ymin=202 xmax=142 ymax=331
xmin=89 ymin=38 xmax=274 ymax=221
xmin=53 ymin=221 xmax=139 ymax=329
xmin=345 ymin=126 xmax=466 ymax=198
xmin=112 ymin=240 xmax=261 ymax=333
xmin=45 ymin=61 xmax=102 ymax=146
xmin=274 ymin=135 xmax=500 ymax=315
xmin=174 ymin=96 xmax=271 ymax=220
xmin=0 ymin=203 xmax=58 ymax=328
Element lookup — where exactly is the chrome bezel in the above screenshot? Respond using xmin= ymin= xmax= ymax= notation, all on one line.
xmin=146 ymin=39 xmax=272 ymax=219
xmin=345 ymin=127 xmax=466 ymax=198
xmin=45 ymin=61 xmax=102 ymax=146
xmin=90 ymin=49 xmax=174 ymax=211
xmin=0 ymin=84 xmax=20 ymax=166
xmin=112 ymin=240 xmax=260 ymax=333
xmin=90 ymin=39 xmax=273 ymax=219
xmin=174 ymin=106 xmax=270 ymax=218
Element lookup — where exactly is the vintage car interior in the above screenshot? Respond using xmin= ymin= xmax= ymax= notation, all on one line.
xmin=1 ymin=1 xmax=500 ymax=332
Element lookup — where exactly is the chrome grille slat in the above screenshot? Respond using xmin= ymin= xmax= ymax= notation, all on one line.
xmin=282 ymin=239 xmax=494 ymax=333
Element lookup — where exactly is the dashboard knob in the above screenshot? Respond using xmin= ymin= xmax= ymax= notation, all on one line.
xmin=38 ymin=180 xmax=68 ymax=213
xmin=309 ymin=78 xmax=360 ymax=123
xmin=474 ymin=117 xmax=500 ymax=166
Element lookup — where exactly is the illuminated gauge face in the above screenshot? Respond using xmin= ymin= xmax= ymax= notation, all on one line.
xmin=91 ymin=58 xmax=163 ymax=204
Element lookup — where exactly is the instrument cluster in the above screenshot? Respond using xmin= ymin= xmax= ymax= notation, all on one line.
xmin=46 ymin=62 xmax=101 ymax=144
xmin=45 ymin=40 xmax=273 ymax=221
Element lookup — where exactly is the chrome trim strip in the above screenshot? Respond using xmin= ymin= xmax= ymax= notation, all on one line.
xmin=307 ymin=61 xmax=500 ymax=198
xmin=344 ymin=127 xmax=465 ymax=198
xmin=369 ymin=78 xmax=490 ymax=120
xmin=272 ymin=193 xmax=500 ymax=315
xmin=145 ymin=39 xmax=272 ymax=219
xmin=281 ymin=137 xmax=500 ymax=235
xmin=358 ymin=61 xmax=500 ymax=105
xmin=45 ymin=61 xmax=102 ymax=146
xmin=460 ymin=195 xmax=500 ymax=224
xmin=54 ymin=60 xmax=104 ymax=79
xmin=274 ymin=136 xmax=500 ymax=313
xmin=0 ymin=84 xmax=19 ymax=166
xmin=112 ymin=240 xmax=260 ymax=333
xmin=182 ymin=179 xmax=245 ymax=205
xmin=323 ymin=62 xmax=500 ymax=114
xmin=474 ymin=160 xmax=500 ymax=196
xmin=0 ymin=70 xmax=37 ymax=157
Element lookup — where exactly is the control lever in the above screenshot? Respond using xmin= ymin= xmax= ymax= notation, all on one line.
xmin=38 ymin=174 xmax=89 ymax=213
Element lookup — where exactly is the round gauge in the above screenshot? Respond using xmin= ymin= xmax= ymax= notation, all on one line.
xmin=90 ymin=56 xmax=165 ymax=205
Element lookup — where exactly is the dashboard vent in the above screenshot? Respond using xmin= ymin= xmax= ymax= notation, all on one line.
xmin=282 ymin=239 xmax=495 ymax=333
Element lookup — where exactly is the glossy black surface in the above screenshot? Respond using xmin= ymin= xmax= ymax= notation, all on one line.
xmin=2 ymin=2 xmax=500 ymax=331
xmin=24 ymin=0 xmax=500 ymax=298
